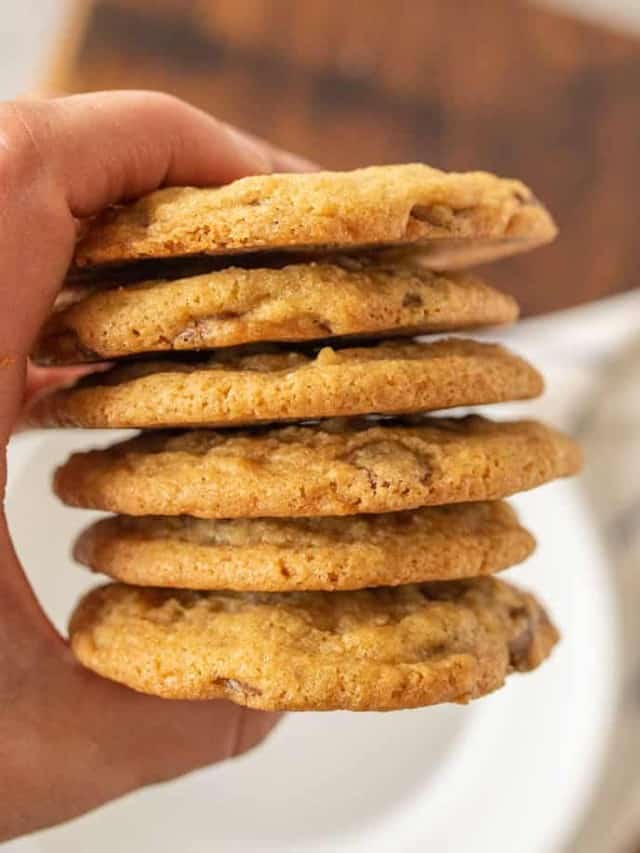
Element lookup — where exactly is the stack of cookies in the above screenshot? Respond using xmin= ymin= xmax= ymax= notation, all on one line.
xmin=30 ymin=165 xmax=582 ymax=711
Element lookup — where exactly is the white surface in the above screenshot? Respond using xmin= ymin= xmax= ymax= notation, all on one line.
xmin=2 ymin=409 xmax=619 ymax=852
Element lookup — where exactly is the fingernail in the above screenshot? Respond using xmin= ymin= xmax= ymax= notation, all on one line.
xmin=223 ymin=124 xmax=273 ymax=174
xmin=275 ymin=151 xmax=320 ymax=172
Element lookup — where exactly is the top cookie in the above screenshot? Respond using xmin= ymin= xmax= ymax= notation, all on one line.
xmin=33 ymin=259 xmax=518 ymax=365
xmin=73 ymin=164 xmax=556 ymax=270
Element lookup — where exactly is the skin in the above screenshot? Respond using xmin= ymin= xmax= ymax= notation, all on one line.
xmin=0 ymin=90 xmax=315 ymax=841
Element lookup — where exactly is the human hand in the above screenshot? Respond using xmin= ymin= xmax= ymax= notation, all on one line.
xmin=0 ymin=91 xmax=313 ymax=841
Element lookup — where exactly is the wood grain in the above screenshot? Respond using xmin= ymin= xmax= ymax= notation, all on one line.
xmin=49 ymin=0 xmax=640 ymax=315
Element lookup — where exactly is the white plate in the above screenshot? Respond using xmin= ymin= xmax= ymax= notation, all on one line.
xmin=3 ymin=429 xmax=618 ymax=853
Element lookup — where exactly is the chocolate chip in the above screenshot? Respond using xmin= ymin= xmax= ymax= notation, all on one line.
xmin=214 ymin=677 xmax=262 ymax=696
xmin=508 ymin=606 xmax=535 ymax=669
xmin=402 ymin=292 xmax=423 ymax=308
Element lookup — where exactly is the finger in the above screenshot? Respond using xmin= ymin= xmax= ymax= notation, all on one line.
xmin=42 ymin=93 xmax=319 ymax=174
xmin=22 ymin=362 xmax=106 ymax=405
xmin=82 ymin=665 xmax=283 ymax=788
xmin=0 ymin=91 xmax=318 ymax=423
xmin=6 ymin=91 xmax=317 ymax=218
xmin=118 ymin=695 xmax=283 ymax=787
xmin=13 ymin=362 xmax=112 ymax=434
xmin=234 ymin=126 xmax=319 ymax=173
xmin=268 ymin=147 xmax=319 ymax=172
xmin=0 ymin=600 xmax=282 ymax=839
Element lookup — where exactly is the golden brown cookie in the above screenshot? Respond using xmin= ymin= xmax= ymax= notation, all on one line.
xmin=68 ymin=577 xmax=559 ymax=710
xmin=74 ymin=501 xmax=535 ymax=591
xmin=54 ymin=415 xmax=582 ymax=518
xmin=28 ymin=339 xmax=543 ymax=429
xmin=73 ymin=164 xmax=556 ymax=270
xmin=33 ymin=260 xmax=518 ymax=365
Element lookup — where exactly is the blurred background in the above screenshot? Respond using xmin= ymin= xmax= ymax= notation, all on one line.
xmin=1 ymin=2 xmax=639 ymax=852
xmin=22 ymin=0 xmax=640 ymax=317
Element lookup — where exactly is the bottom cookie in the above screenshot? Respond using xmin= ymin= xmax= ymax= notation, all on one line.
xmin=69 ymin=577 xmax=558 ymax=711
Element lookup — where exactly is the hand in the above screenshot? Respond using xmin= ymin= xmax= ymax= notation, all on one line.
xmin=0 ymin=91 xmax=313 ymax=841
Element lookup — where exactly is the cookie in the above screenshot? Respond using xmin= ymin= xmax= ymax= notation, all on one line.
xmin=74 ymin=501 xmax=535 ymax=591
xmin=68 ymin=577 xmax=558 ymax=710
xmin=28 ymin=339 xmax=543 ymax=429
xmin=73 ymin=164 xmax=556 ymax=270
xmin=54 ymin=415 xmax=582 ymax=518
xmin=33 ymin=260 xmax=518 ymax=365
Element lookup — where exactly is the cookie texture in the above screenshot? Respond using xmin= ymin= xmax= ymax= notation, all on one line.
xmin=33 ymin=261 xmax=518 ymax=365
xmin=68 ymin=577 xmax=558 ymax=710
xmin=29 ymin=339 xmax=543 ymax=429
xmin=54 ymin=415 xmax=582 ymax=518
xmin=74 ymin=501 xmax=535 ymax=591
xmin=73 ymin=165 xmax=556 ymax=270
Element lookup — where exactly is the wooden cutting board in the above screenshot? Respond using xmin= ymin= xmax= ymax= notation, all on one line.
xmin=49 ymin=0 xmax=640 ymax=316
